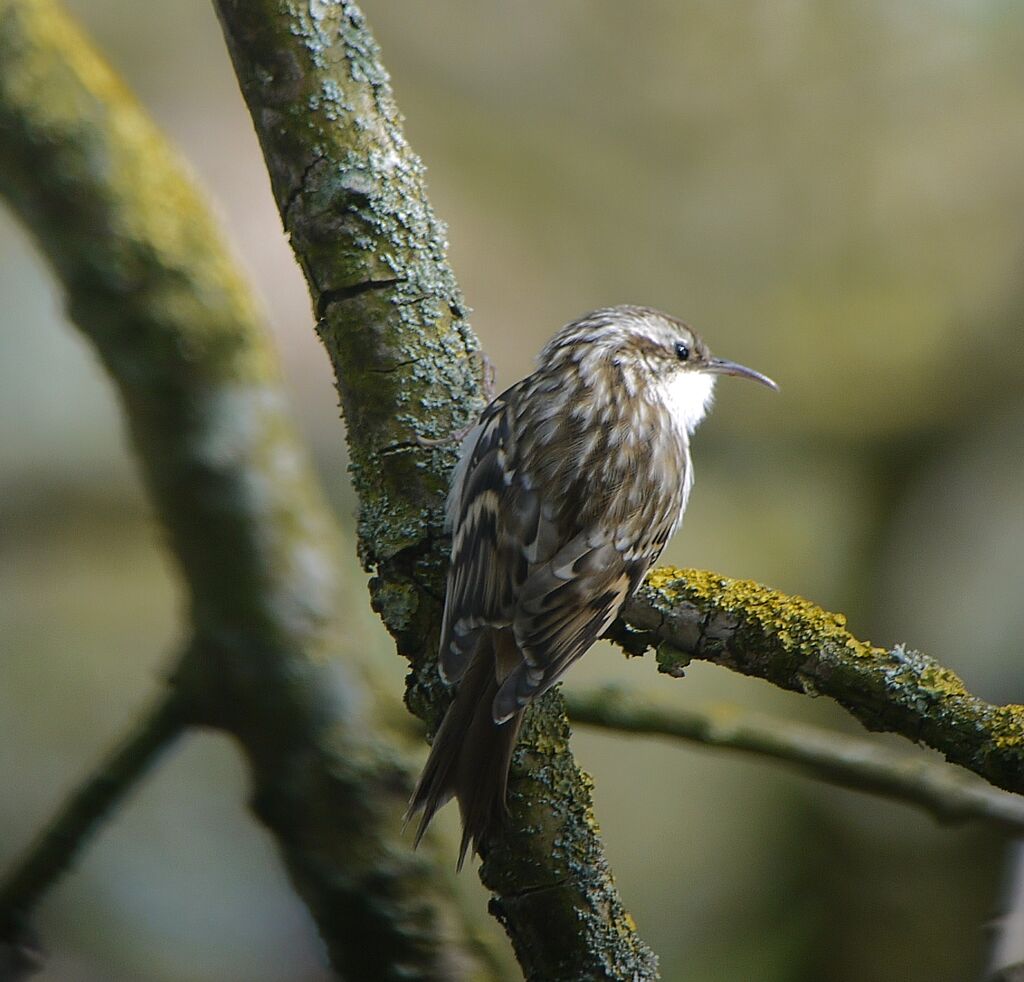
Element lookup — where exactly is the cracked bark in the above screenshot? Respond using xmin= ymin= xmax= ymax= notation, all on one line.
xmin=1 ymin=0 xmax=1017 ymax=977
xmin=211 ymin=1 xmax=659 ymax=979
xmin=0 ymin=0 xmax=496 ymax=977
xmin=316 ymin=276 xmax=401 ymax=319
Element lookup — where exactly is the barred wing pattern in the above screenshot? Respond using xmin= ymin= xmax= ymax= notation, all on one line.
xmin=439 ymin=381 xmax=670 ymax=726
xmin=408 ymin=305 xmax=773 ymax=865
xmin=406 ymin=305 xmax=736 ymax=864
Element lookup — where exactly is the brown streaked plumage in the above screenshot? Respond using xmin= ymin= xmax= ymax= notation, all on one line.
xmin=408 ymin=305 xmax=777 ymax=867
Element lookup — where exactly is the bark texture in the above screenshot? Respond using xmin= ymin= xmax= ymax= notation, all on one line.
xmin=210 ymin=1 xmax=660 ymax=978
xmin=618 ymin=567 xmax=1024 ymax=794
xmin=0 ymin=1 xmax=493 ymax=977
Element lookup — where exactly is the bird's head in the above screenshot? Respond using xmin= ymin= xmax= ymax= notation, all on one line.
xmin=541 ymin=305 xmax=777 ymax=434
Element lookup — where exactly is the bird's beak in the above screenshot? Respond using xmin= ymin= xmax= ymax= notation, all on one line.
xmin=703 ymin=357 xmax=778 ymax=391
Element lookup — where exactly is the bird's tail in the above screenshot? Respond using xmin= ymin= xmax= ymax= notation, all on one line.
xmin=407 ymin=631 xmax=523 ymax=869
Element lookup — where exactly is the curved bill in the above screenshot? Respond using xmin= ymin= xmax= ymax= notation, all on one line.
xmin=704 ymin=357 xmax=778 ymax=391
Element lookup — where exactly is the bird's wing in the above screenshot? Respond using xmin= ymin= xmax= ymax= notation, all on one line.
xmin=441 ymin=384 xmax=662 ymax=722
xmin=439 ymin=386 xmax=541 ymax=684
xmin=492 ymin=530 xmax=650 ymax=722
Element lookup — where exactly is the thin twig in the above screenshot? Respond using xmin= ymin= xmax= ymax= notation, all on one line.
xmin=0 ymin=692 xmax=186 ymax=935
xmin=0 ymin=0 xmax=495 ymax=975
xmin=565 ymin=686 xmax=1024 ymax=834
xmin=618 ymin=567 xmax=1024 ymax=796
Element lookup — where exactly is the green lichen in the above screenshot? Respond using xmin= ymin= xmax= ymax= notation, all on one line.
xmin=991 ymin=708 xmax=1024 ymax=749
xmin=212 ymin=1 xmax=660 ymax=974
xmin=485 ymin=693 xmax=658 ymax=979
xmin=1 ymin=0 xmax=493 ymax=975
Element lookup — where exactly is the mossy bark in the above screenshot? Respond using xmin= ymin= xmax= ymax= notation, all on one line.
xmin=4 ymin=2 xmax=1020 ymax=977
xmin=0 ymin=1 xmax=494 ymax=977
xmin=211 ymin=1 xmax=660 ymax=978
xmin=619 ymin=567 xmax=1024 ymax=794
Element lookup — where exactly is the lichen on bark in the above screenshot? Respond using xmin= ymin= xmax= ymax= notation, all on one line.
xmin=620 ymin=567 xmax=1024 ymax=795
xmin=213 ymin=0 xmax=660 ymax=978
xmin=0 ymin=0 xmax=495 ymax=977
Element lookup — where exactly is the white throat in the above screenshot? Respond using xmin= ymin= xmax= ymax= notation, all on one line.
xmin=658 ymin=371 xmax=716 ymax=435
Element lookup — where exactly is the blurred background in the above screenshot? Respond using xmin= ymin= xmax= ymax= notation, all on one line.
xmin=2 ymin=1 xmax=1024 ymax=979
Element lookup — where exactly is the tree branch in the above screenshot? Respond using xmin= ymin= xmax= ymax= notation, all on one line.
xmin=0 ymin=1 xmax=492 ymax=976
xmin=0 ymin=694 xmax=186 ymax=939
xmin=615 ymin=567 xmax=1024 ymax=796
xmin=565 ymin=686 xmax=1024 ymax=833
xmin=210 ymin=1 xmax=659 ymax=977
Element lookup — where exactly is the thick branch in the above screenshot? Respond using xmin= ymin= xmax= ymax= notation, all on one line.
xmin=616 ymin=567 xmax=1024 ymax=795
xmin=0 ymin=1 xmax=491 ymax=977
xmin=565 ymin=687 xmax=1024 ymax=833
xmin=210 ymin=1 xmax=658 ymax=977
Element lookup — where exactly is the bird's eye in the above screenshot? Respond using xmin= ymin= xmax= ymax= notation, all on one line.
xmin=674 ymin=341 xmax=690 ymax=362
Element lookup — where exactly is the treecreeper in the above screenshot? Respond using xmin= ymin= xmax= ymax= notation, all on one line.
xmin=407 ymin=305 xmax=778 ymax=867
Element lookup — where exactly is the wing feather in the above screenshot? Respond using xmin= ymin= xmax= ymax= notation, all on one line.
xmin=439 ymin=390 xmax=533 ymax=683
xmin=492 ymin=538 xmax=647 ymax=722
xmin=440 ymin=381 xmax=670 ymax=721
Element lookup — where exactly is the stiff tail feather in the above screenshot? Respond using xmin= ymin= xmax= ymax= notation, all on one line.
xmin=407 ymin=631 xmax=523 ymax=869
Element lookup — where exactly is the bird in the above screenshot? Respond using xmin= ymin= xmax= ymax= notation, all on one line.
xmin=407 ymin=304 xmax=777 ymax=868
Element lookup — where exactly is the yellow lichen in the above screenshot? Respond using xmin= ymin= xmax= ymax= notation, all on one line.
xmin=644 ymin=566 xmax=880 ymax=660
xmin=992 ymin=706 xmax=1024 ymax=748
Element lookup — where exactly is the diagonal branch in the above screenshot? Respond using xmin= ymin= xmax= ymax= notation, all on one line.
xmin=565 ymin=686 xmax=1024 ymax=834
xmin=0 ymin=0 xmax=493 ymax=976
xmin=615 ymin=567 xmax=1024 ymax=796
xmin=210 ymin=1 xmax=660 ymax=978
xmin=0 ymin=694 xmax=186 ymax=940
